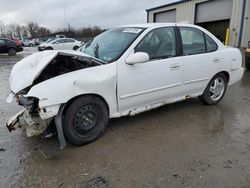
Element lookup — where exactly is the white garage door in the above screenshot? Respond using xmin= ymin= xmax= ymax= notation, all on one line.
xmin=154 ymin=9 xmax=176 ymax=23
xmin=195 ymin=0 xmax=233 ymax=23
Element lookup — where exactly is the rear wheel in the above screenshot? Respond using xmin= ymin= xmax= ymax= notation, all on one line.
xmin=198 ymin=73 xmax=227 ymax=105
xmin=29 ymin=43 xmax=33 ymax=47
xmin=63 ymin=96 xmax=109 ymax=146
xmin=8 ymin=48 xmax=16 ymax=56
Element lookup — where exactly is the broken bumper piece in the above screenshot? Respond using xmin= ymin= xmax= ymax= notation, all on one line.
xmin=6 ymin=108 xmax=50 ymax=137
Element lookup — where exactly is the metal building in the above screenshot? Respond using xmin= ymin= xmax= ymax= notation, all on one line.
xmin=146 ymin=0 xmax=250 ymax=48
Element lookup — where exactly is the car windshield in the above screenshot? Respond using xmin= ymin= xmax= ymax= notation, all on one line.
xmin=78 ymin=27 xmax=144 ymax=63
xmin=46 ymin=38 xmax=55 ymax=43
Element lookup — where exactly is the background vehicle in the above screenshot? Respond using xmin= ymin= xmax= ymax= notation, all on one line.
xmin=38 ymin=38 xmax=82 ymax=51
xmin=7 ymin=23 xmax=244 ymax=147
xmin=22 ymin=39 xmax=35 ymax=47
xmin=11 ymin=38 xmax=22 ymax=47
xmin=0 ymin=38 xmax=23 ymax=55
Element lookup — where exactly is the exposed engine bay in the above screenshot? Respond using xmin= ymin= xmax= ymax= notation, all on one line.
xmin=33 ymin=55 xmax=102 ymax=86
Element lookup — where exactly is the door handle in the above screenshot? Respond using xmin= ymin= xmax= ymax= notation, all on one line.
xmin=170 ymin=64 xmax=180 ymax=71
xmin=213 ymin=57 xmax=221 ymax=63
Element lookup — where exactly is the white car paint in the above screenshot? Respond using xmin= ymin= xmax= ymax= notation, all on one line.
xmin=7 ymin=23 xmax=244 ymax=137
xmin=38 ymin=38 xmax=82 ymax=51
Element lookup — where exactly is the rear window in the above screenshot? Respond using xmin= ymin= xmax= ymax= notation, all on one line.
xmin=205 ymin=34 xmax=218 ymax=52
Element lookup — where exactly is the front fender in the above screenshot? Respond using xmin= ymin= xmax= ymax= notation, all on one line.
xmin=25 ymin=63 xmax=119 ymax=118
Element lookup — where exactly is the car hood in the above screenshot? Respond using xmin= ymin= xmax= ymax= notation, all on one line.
xmin=39 ymin=42 xmax=52 ymax=46
xmin=9 ymin=50 xmax=94 ymax=93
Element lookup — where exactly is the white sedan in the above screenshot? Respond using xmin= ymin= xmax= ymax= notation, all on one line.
xmin=38 ymin=38 xmax=82 ymax=51
xmin=7 ymin=23 xmax=244 ymax=148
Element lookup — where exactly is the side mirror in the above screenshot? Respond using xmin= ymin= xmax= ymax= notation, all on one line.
xmin=126 ymin=52 xmax=149 ymax=65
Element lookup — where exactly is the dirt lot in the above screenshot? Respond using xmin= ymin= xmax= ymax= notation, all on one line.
xmin=0 ymin=48 xmax=250 ymax=188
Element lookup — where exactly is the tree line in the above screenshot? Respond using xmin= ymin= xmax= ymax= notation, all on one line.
xmin=0 ymin=21 xmax=105 ymax=39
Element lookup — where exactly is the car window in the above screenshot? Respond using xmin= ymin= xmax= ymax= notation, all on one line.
xmin=180 ymin=27 xmax=206 ymax=55
xmin=0 ymin=39 xmax=6 ymax=46
xmin=135 ymin=27 xmax=176 ymax=60
xmin=65 ymin=39 xmax=75 ymax=43
xmin=205 ymin=34 xmax=217 ymax=52
xmin=80 ymin=27 xmax=143 ymax=63
xmin=53 ymin=39 xmax=65 ymax=44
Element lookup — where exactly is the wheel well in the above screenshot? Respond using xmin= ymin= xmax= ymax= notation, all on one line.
xmin=218 ymin=71 xmax=230 ymax=83
xmin=63 ymin=94 xmax=110 ymax=116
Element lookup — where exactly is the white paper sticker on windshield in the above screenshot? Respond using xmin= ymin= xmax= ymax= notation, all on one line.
xmin=123 ymin=28 xmax=142 ymax=33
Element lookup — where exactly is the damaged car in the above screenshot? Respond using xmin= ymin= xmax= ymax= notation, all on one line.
xmin=6 ymin=23 xmax=244 ymax=148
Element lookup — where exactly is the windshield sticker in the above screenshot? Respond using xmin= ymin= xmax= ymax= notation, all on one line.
xmin=123 ymin=28 xmax=142 ymax=34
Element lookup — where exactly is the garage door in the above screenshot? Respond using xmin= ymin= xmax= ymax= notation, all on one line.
xmin=154 ymin=9 xmax=176 ymax=23
xmin=195 ymin=0 xmax=233 ymax=23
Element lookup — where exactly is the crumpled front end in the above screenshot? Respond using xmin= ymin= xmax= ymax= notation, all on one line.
xmin=6 ymin=95 xmax=53 ymax=137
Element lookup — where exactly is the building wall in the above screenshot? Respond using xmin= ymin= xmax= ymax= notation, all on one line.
xmin=242 ymin=0 xmax=250 ymax=48
xmin=148 ymin=0 xmax=208 ymax=24
xmin=147 ymin=0 xmax=250 ymax=48
xmin=229 ymin=0 xmax=244 ymax=47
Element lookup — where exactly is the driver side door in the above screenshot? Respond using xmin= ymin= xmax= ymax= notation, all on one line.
xmin=117 ymin=27 xmax=182 ymax=113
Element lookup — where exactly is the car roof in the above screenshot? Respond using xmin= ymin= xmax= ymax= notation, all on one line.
xmin=117 ymin=23 xmax=203 ymax=30
xmin=55 ymin=38 xmax=76 ymax=40
xmin=118 ymin=23 xmax=176 ymax=28
xmin=0 ymin=38 xmax=15 ymax=42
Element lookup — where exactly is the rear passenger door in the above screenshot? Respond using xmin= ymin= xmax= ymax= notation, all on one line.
xmin=64 ymin=39 xmax=75 ymax=50
xmin=177 ymin=26 xmax=219 ymax=96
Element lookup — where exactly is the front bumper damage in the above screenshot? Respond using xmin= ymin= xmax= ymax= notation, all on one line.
xmin=6 ymin=94 xmax=67 ymax=149
xmin=6 ymin=107 xmax=51 ymax=137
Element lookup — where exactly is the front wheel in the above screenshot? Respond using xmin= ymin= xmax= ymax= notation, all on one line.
xmin=63 ymin=96 xmax=109 ymax=146
xmin=45 ymin=47 xmax=53 ymax=50
xmin=8 ymin=48 xmax=16 ymax=56
xmin=73 ymin=46 xmax=79 ymax=50
xmin=198 ymin=73 xmax=227 ymax=105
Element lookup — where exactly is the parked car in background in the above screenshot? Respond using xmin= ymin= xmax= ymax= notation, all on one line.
xmin=12 ymin=38 xmax=22 ymax=47
xmin=7 ymin=23 xmax=244 ymax=148
xmin=22 ymin=39 xmax=35 ymax=47
xmin=33 ymin=39 xmax=41 ymax=46
xmin=0 ymin=38 xmax=23 ymax=55
xmin=38 ymin=38 xmax=82 ymax=51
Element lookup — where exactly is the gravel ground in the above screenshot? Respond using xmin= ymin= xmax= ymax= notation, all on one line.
xmin=0 ymin=47 xmax=250 ymax=188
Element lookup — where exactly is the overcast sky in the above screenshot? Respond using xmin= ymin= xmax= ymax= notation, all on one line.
xmin=0 ymin=0 xmax=177 ymax=30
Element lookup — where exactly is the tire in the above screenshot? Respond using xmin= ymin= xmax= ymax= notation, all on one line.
xmin=8 ymin=48 xmax=16 ymax=56
xmin=63 ymin=96 xmax=109 ymax=146
xmin=198 ymin=73 xmax=228 ymax=105
xmin=73 ymin=46 xmax=79 ymax=50
xmin=45 ymin=47 xmax=53 ymax=50
xmin=29 ymin=43 xmax=33 ymax=47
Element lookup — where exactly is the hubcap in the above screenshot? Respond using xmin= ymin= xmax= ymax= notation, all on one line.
xmin=73 ymin=104 xmax=98 ymax=134
xmin=9 ymin=49 xmax=15 ymax=55
xmin=209 ymin=77 xmax=225 ymax=101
